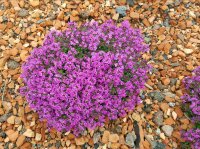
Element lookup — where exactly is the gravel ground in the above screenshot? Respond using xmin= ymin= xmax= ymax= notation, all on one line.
xmin=0 ymin=0 xmax=199 ymax=149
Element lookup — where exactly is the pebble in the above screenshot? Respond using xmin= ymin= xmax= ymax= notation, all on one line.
xmin=2 ymin=101 xmax=12 ymax=113
xmin=181 ymin=48 xmax=193 ymax=54
xmin=152 ymin=141 xmax=166 ymax=149
xmin=102 ymin=131 xmax=110 ymax=144
xmin=75 ymin=137 xmax=85 ymax=145
xmin=160 ymin=133 xmax=165 ymax=140
xmin=109 ymin=134 xmax=119 ymax=143
xmin=125 ymin=131 xmax=136 ymax=147
xmin=93 ymin=132 xmax=101 ymax=144
xmin=18 ymin=9 xmax=29 ymax=17
xmin=30 ymin=0 xmax=40 ymax=7
xmin=130 ymin=12 xmax=139 ymax=19
xmin=6 ymin=130 xmax=19 ymax=142
xmin=23 ymin=129 xmax=35 ymax=137
xmin=160 ymin=103 xmax=169 ymax=112
xmin=172 ymin=111 xmax=177 ymax=120
xmin=148 ymin=91 xmax=165 ymax=102
xmin=16 ymin=135 xmax=25 ymax=147
xmin=162 ymin=125 xmax=173 ymax=137
xmin=116 ymin=6 xmax=127 ymax=16
xmin=35 ymin=133 xmax=42 ymax=141
xmin=169 ymin=102 xmax=175 ymax=107
xmin=0 ymin=113 xmax=12 ymax=123
xmin=153 ymin=111 xmax=164 ymax=126
xmin=7 ymin=59 xmax=20 ymax=69
xmin=7 ymin=115 xmax=16 ymax=124
xmin=127 ymin=0 xmax=134 ymax=6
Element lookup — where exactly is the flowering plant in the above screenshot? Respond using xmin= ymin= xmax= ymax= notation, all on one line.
xmin=181 ymin=66 xmax=200 ymax=148
xmin=20 ymin=20 xmax=149 ymax=135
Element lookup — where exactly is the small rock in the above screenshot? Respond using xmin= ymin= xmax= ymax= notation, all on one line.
xmin=18 ymin=9 xmax=29 ymax=17
xmin=102 ymin=131 xmax=110 ymax=144
xmin=156 ymin=128 xmax=161 ymax=135
xmin=148 ymin=91 xmax=165 ymax=102
xmin=127 ymin=0 xmax=134 ymax=6
xmin=7 ymin=115 xmax=16 ymax=124
xmin=163 ymin=92 xmax=176 ymax=98
xmin=75 ymin=137 xmax=85 ymax=145
xmin=115 ymin=125 xmax=122 ymax=133
xmin=130 ymin=12 xmax=139 ymax=19
xmin=16 ymin=135 xmax=25 ymax=147
xmin=143 ymin=104 xmax=152 ymax=113
xmin=93 ymin=132 xmax=101 ymax=144
xmin=132 ymin=113 xmax=141 ymax=122
xmin=23 ymin=129 xmax=34 ymax=137
xmin=152 ymin=141 xmax=166 ymax=149
xmin=162 ymin=125 xmax=173 ymax=137
xmin=10 ymin=0 xmax=20 ymax=10
xmin=181 ymin=48 xmax=193 ymax=54
xmin=0 ymin=57 xmax=9 ymax=68
xmin=29 ymin=0 xmax=40 ymax=7
xmin=109 ymin=134 xmax=119 ymax=143
xmin=172 ymin=111 xmax=177 ymax=120
xmin=160 ymin=133 xmax=165 ymax=140
xmin=143 ymin=18 xmax=150 ymax=27
xmin=65 ymin=140 xmax=70 ymax=146
xmin=35 ymin=133 xmax=42 ymax=141
xmin=2 ymin=101 xmax=12 ymax=113
xmin=112 ymin=13 xmax=119 ymax=20
xmin=161 ymin=78 xmax=170 ymax=86
xmin=7 ymin=59 xmax=19 ymax=69
xmin=160 ymin=103 xmax=169 ymax=112
xmin=0 ymin=113 xmax=12 ymax=123
xmin=189 ymin=11 xmax=196 ymax=18
xmin=6 ymin=130 xmax=19 ymax=142
xmin=80 ymin=11 xmax=90 ymax=19
xmin=0 ymin=132 xmax=7 ymax=138
xmin=116 ymin=6 xmax=127 ymax=16
xmin=186 ymin=65 xmax=194 ymax=71
xmin=125 ymin=131 xmax=137 ymax=147
xmin=148 ymin=16 xmax=155 ymax=24
xmin=153 ymin=111 xmax=164 ymax=126
xmin=31 ymin=9 xmax=42 ymax=18
xmin=169 ymin=102 xmax=175 ymax=107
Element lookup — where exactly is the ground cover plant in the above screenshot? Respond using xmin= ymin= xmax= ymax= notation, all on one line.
xmin=20 ymin=20 xmax=149 ymax=135
xmin=181 ymin=66 xmax=200 ymax=149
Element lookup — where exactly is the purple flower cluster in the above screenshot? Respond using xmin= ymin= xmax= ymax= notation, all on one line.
xmin=181 ymin=66 xmax=200 ymax=148
xmin=20 ymin=20 xmax=149 ymax=135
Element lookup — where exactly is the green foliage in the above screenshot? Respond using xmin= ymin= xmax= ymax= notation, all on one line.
xmin=195 ymin=122 xmax=200 ymax=129
xmin=111 ymin=86 xmax=117 ymax=95
xmin=58 ymin=69 xmax=66 ymax=75
xmin=180 ymin=142 xmax=191 ymax=149
xmin=75 ymin=46 xmax=89 ymax=58
xmin=121 ymin=69 xmax=132 ymax=82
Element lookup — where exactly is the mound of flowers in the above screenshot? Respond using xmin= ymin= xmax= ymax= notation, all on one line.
xmin=181 ymin=66 xmax=200 ymax=148
xmin=20 ymin=20 xmax=149 ymax=135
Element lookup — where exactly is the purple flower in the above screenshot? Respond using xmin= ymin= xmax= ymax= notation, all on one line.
xmin=181 ymin=66 xmax=200 ymax=148
xmin=20 ymin=20 xmax=150 ymax=136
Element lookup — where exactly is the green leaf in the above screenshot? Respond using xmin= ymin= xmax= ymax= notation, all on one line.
xmin=62 ymin=47 xmax=70 ymax=53
xmin=61 ymin=114 xmax=67 ymax=119
xmin=195 ymin=122 xmax=200 ymax=129
xmin=58 ymin=69 xmax=66 ymax=75
xmin=180 ymin=142 xmax=191 ymax=149
xmin=111 ymin=86 xmax=117 ymax=95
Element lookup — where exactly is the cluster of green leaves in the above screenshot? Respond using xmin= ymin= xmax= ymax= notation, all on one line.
xmin=75 ymin=46 xmax=89 ymax=58
xmin=121 ymin=69 xmax=132 ymax=82
xmin=58 ymin=69 xmax=67 ymax=75
xmin=180 ymin=142 xmax=191 ymax=149
xmin=181 ymin=104 xmax=194 ymax=118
